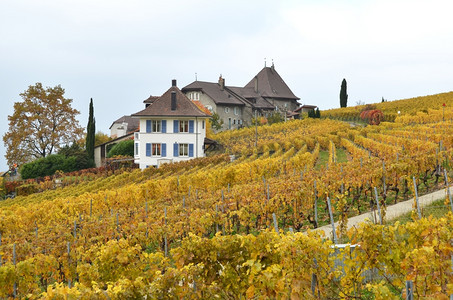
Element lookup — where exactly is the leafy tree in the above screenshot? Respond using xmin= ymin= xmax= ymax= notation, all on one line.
xmin=95 ymin=131 xmax=112 ymax=146
xmin=340 ymin=78 xmax=348 ymax=108
xmin=59 ymin=143 xmax=93 ymax=170
xmin=3 ymin=83 xmax=83 ymax=167
xmin=267 ymin=112 xmax=284 ymax=124
xmin=209 ymin=112 xmax=224 ymax=131
xmin=107 ymin=139 xmax=134 ymax=158
xmin=86 ymin=98 xmax=95 ymax=162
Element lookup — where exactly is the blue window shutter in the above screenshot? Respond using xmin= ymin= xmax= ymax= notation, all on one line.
xmin=161 ymin=120 xmax=167 ymax=133
xmin=146 ymin=120 xmax=151 ymax=133
xmin=173 ymin=120 xmax=179 ymax=133
xmin=189 ymin=120 xmax=194 ymax=133
xmin=161 ymin=143 xmax=166 ymax=157
xmin=189 ymin=144 xmax=194 ymax=157
xmin=146 ymin=143 xmax=151 ymax=156
xmin=173 ymin=143 xmax=179 ymax=157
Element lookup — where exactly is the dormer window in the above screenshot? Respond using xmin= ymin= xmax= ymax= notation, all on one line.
xmin=189 ymin=92 xmax=200 ymax=101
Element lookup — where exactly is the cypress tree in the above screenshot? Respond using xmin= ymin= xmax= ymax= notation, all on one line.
xmin=315 ymin=107 xmax=321 ymax=118
xmin=86 ymin=98 xmax=95 ymax=164
xmin=340 ymin=78 xmax=348 ymax=108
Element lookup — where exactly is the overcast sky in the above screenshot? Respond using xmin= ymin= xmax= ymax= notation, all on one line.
xmin=1 ymin=0 xmax=453 ymax=171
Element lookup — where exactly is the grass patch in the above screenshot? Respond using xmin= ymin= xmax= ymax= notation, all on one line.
xmin=315 ymin=148 xmax=349 ymax=170
xmin=387 ymin=198 xmax=451 ymax=225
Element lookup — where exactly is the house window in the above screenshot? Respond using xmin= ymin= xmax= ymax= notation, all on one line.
xmin=152 ymin=143 xmax=161 ymax=156
xmin=189 ymin=92 xmax=200 ymax=100
xmin=135 ymin=143 xmax=139 ymax=155
xmin=234 ymin=107 xmax=239 ymax=115
xmin=224 ymin=107 xmax=229 ymax=113
xmin=179 ymin=120 xmax=189 ymax=133
xmin=152 ymin=120 xmax=161 ymax=132
xmin=202 ymin=120 xmax=205 ymax=129
xmin=179 ymin=143 xmax=189 ymax=157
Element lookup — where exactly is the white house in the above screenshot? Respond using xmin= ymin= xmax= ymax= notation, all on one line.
xmin=131 ymin=80 xmax=211 ymax=169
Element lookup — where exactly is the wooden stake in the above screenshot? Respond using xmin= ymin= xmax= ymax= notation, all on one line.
xmin=327 ymin=197 xmax=337 ymax=244
xmin=374 ymin=187 xmax=382 ymax=225
xmin=412 ymin=177 xmax=421 ymax=219
xmin=272 ymin=213 xmax=279 ymax=234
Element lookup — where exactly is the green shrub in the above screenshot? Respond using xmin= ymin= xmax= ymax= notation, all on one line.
xmin=107 ymin=140 xmax=134 ymax=158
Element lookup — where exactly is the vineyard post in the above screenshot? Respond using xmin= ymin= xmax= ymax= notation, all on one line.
xmin=412 ymin=177 xmax=422 ymax=219
xmin=443 ymin=169 xmax=453 ymax=213
xmin=272 ymin=213 xmax=279 ymax=234
xmin=406 ymin=280 xmax=414 ymax=300
xmin=327 ymin=197 xmax=337 ymax=244
xmin=396 ymin=152 xmax=399 ymax=162
xmin=195 ymin=189 xmax=198 ymax=200
xmin=314 ymin=180 xmax=318 ymax=228
xmin=360 ymin=158 xmax=363 ymax=168
xmin=188 ymin=186 xmax=191 ymax=197
xmin=67 ymin=242 xmax=71 ymax=288
xmin=382 ymin=161 xmax=386 ymax=195
xmin=215 ymin=204 xmax=219 ymax=233
xmin=73 ymin=220 xmax=77 ymax=239
xmin=145 ymin=201 xmax=148 ymax=217
xmin=311 ymin=258 xmax=320 ymax=298
xmin=116 ymin=212 xmax=120 ymax=240
xmin=266 ymin=184 xmax=270 ymax=204
xmin=451 ymin=255 xmax=453 ymax=300
xmin=228 ymin=183 xmax=230 ymax=193
xmin=164 ymin=207 xmax=168 ymax=257
xmin=373 ymin=187 xmax=382 ymax=225
xmin=35 ymin=225 xmax=38 ymax=239
xmin=13 ymin=243 xmax=17 ymax=298
xmin=340 ymin=166 xmax=344 ymax=194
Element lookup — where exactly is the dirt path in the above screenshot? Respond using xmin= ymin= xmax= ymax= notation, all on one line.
xmin=310 ymin=187 xmax=452 ymax=240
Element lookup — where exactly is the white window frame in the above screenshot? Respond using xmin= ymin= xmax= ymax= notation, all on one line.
xmin=152 ymin=143 xmax=161 ymax=156
xmin=234 ymin=107 xmax=239 ymax=115
xmin=179 ymin=120 xmax=189 ymax=133
xmin=179 ymin=143 xmax=189 ymax=157
xmin=152 ymin=120 xmax=161 ymax=133
xmin=225 ymin=107 xmax=229 ymax=113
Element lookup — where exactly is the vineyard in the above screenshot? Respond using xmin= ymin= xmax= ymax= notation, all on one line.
xmin=1 ymin=100 xmax=453 ymax=297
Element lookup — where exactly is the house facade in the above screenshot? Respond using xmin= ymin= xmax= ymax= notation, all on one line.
xmin=182 ymin=63 xmax=300 ymax=130
xmin=132 ymin=80 xmax=210 ymax=169
xmin=109 ymin=115 xmax=139 ymax=138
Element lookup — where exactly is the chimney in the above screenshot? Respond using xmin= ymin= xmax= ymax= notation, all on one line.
xmin=271 ymin=61 xmax=275 ymax=72
xmin=172 ymin=79 xmax=177 ymax=87
xmin=254 ymin=76 xmax=258 ymax=93
xmin=171 ymin=91 xmax=177 ymax=111
xmin=218 ymin=75 xmax=225 ymax=91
